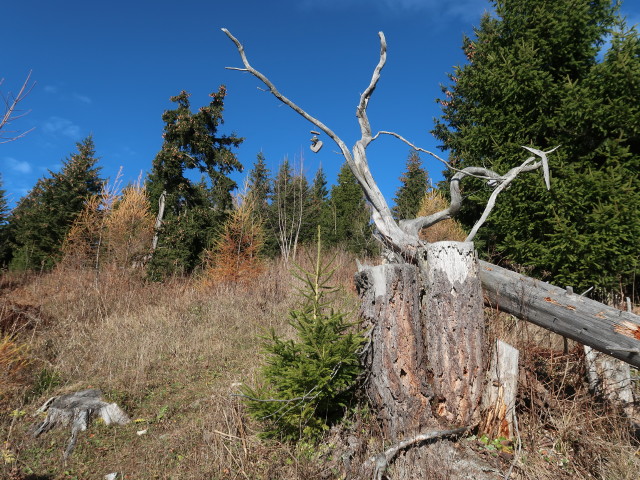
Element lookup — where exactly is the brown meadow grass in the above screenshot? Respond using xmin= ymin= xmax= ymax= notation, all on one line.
xmin=0 ymin=247 xmax=638 ymax=479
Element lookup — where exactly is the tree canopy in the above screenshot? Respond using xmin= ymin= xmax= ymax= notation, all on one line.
xmin=433 ymin=0 xmax=640 ymax=296
xmin=392 ymin=150 xmax=429 ymax=221
xmin=147 ymin=87 xmax=243 ymax=277
xmin=9 ymin=136 xmax=103 ymax=270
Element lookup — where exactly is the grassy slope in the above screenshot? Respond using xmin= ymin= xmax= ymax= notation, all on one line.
xmin=1 ymin=252 xmax=639 ymax=479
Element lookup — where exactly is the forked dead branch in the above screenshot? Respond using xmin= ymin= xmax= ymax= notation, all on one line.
xmin=222 ymin=28 xmax=562 ymax=480
xmin=222 ymin=28 xmax=556 ymax=261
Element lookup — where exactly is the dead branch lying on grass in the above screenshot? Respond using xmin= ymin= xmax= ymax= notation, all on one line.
xmin=363 ymin=426 xmax=471 ymax=480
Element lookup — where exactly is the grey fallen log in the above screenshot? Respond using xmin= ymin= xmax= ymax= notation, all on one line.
xmin=33 ymin=389 xmax=130 ymax=459
xmin=479 ymin=261 xmax=640 ymax=368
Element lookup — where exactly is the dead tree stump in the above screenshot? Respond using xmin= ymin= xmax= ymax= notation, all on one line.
xmin=421 ymin=241 xmax=485 ymax=426
xmin=357 ymin=262 xmax=433 ymax=439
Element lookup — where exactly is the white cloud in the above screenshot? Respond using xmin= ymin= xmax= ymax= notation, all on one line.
xmin=298 ymin=0 xmax=487 ymax=22
xmin=3 ymin=156 xmax=33 ymax=174
xmin=43 ymin=85 xmax=58 ymax=94
xmin=73 ymin=93 xmax=92 ymax=104
xmin=43 ymin=116 xmax=81 ymax=139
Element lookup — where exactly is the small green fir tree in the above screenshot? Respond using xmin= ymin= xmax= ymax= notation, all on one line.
xmin=242 ymin=227 xmax=364 ymax=441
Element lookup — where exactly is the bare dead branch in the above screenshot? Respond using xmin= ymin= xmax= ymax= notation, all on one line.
xmin=221 ymin=29 xmax=349 ymax=158
xmin=363 ymin=426 xmax=471 ymax=480
xmin=223 ymin=28 xmax=417 ymax=258
xmin=1 ymin=71 xmax=35 ymax=143
xmin=222 ymin=29 xmax=558 ymax=260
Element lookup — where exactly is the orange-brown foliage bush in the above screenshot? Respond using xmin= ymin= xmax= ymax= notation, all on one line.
xmin=104 ymin=184 xmax=154 ymax=269
xmin=417 ymin=190 xmax=467 ymax=242
xmin=201 ymin=199 xmax=265 ymax=288
xmin=60 ymin=180 xmax=154 ymax=273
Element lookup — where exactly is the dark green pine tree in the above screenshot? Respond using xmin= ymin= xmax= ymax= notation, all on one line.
xmin=392 ymin=150 xmax=429 ymax=221
xmin=147 ymin=87 xmax=243 ymax=278
xmin=301 ymin=165 xmax=329 ymax=245
xmin=325 ymin=162 xmax=375 ymax=255
xmin=0 ymin=176 xmax=11 ymax=267
xmin=246 ymin=151 xmax=271 ymax=218
xmin=9 ymin=136 xmax=103 ymax=270
xmin=432 ymin=0 xmax=640 ymax=296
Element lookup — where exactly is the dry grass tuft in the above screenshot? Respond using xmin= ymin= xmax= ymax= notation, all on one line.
xmin=417 ymin=189 xmax=468 ymax=242
xmin=0 ymin=335 xmax=32 ymax=407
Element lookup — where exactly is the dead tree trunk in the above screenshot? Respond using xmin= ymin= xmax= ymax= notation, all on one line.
xmin=224 ymin=30 xmax=555 ymax=478
xmin=421 ymin=242 xmax=485 ymax=426
xmin=357 ymin=262 xmax=432 ymax=439
xmin=357 ymin=242 xmax=485 ymax=438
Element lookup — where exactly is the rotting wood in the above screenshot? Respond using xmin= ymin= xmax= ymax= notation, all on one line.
xmin=33 ymin=389 xmax=130 ymax=460
xmin=479 ymin=260 xmax=640 ymax=368
xmin=480 ymin=340 xmax=519 ymax=440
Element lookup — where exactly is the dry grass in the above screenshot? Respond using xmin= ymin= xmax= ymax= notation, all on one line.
xmin=417 ymin=190 xmax=468 ymax=242
xmin=0 ymin=251 xmax=638 ymax=479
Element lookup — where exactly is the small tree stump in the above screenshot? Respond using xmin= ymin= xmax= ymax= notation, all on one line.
xmin=480 ymin=340 xmax=520 ymax=440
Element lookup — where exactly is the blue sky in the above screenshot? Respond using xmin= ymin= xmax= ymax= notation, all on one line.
xmin=2 ymin=0 xmax=639 ymax=209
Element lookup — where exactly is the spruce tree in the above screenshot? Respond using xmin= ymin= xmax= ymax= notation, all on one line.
xmin=242 ymin=228 xmax=364 ymax=440
xmin=0 ymin=176 xmax=10 ymax=267
xmin=246 ymin=151 xmax=271 ymax=220
xmin=392 ymin=150 xmax=429 ymax=221
xmin=147 ymin=87 xmax=243 ymax=277
xmin=9 ymin=136 xmax=103 ymax=270
xmin=433 ymin=0 xmax=640 ymax=295
xmin=325 ymin=162 xmax=375 ymax=255
xmin=301 ymin=166 xmax=330 ymax=245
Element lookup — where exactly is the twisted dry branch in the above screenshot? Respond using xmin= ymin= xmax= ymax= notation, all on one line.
xmin=222 ymin=28 xmax=557 ymax=260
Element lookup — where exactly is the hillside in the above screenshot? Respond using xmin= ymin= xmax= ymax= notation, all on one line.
xmin=1 ymin=252 xmax=639 ymax=479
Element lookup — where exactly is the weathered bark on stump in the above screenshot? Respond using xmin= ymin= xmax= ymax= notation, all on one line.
xmin=356 ymin=242 xmax=486 ymax=439
xmin=356 ymin=242 xmax=490 ymax=479
xmin=421 ymin=242 xmax=485 ymax=426
xmin=356 ymin=262 xmax=433 ymax=440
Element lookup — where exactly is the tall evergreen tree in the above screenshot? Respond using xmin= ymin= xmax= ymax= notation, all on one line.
xmin=0 ymin=176 xmax=11 ymax=267
xmin=433 ymin=0 xmax=640 ymax=296
xmin=325 ymin=162 xmax=374 ymax=255
xmin=246 ymin=151 xmax=271 ymax=217
xmin=9 ymin=136 xmax=103 ymax=270
xmin=301 ymin=165 xmax=330 ymax=245
xmin=147 ymin=87 xmax=243 ymax=277
xmin=392 ymin=150 xmax=429 ymax=221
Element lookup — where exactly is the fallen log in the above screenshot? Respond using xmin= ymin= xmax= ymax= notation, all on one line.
xmin=479 ymin=261 xmax=640 ymax=368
